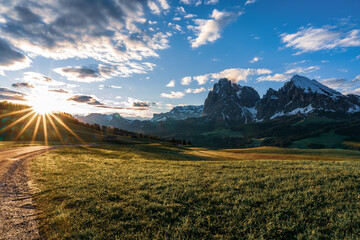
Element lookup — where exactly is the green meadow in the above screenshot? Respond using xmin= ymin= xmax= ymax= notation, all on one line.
xmin=30 ymin=139 xmax=360 ymax=239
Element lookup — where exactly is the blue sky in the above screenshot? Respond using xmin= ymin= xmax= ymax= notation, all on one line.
xmin=0 ymin=0 xmax=360 ymax=118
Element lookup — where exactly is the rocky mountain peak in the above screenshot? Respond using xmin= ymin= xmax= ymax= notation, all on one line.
xmin=256 ymin=75 xmax=360 ymax=120
xmin=203 ymin=78 xmax=259 ymax=124
xmin=284 ymin=75 xmax=342 ymax=97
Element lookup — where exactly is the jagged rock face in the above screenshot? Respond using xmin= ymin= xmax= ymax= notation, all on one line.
xmin=152 ymin=105 xmax=203 ymax=121
xmin=203 ymin=78 xmax=260 ymax=124
xmin=256 ymin=75 xmax=360 ymax=120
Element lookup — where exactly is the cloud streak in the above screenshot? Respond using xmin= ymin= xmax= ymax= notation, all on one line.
xmin=281 ymin=26 xmax=360 ymax=54
xmin=189 ymin=9 xmax=242 ymax=48
xmin=0 ymin=87 xmax=27 ymax=101
xmin=161 ymin=91 xmax=185 ymax=98
xmin=54 ymin=64 xmax=153 ymax=82
xmin=188 ymin=68 xmax=272 ymax=85
xmin=321 ymin=76 xmax=360 ymax=94
xmin=11 ymin=82 xmax=34 ymax=88
xmin=257 ymin=74 xmax=290 ymax=82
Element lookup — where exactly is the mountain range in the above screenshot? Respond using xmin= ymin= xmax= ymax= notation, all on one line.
xmin=75 ymin=75 xmax=360 ymax=148
xmin=77 ymin=75 xmax=360 ymax=127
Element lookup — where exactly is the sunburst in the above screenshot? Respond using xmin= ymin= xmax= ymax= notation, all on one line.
xmin=0 ymin=106 xmax=83 ymax=145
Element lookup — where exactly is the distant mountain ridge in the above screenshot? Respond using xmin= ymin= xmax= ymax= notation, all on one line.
xmin=76 ymin=113 xmax=133 ymax=127
xmin=76 ymin=75 xmax=360 ymax=128
xmin=152 ymin=105 xmax=203 ymax=121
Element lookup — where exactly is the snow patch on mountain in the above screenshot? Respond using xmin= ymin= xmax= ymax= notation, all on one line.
xmin=290 ymin=75 xmax=342 ymax=98
xmin=270 ymin=104 xmax=315 ymax=120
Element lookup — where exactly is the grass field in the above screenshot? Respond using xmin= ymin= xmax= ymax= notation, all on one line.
xmin=30 ymin=140 xmax=360 ymax=239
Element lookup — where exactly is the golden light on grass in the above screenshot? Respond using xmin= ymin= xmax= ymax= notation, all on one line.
xmin=32 ymin=115 xmax=42 ymax=142
xmin=14 ymin=112 xmax=38 ymax=141
xmin=42 ymin=113 xmax=48 ymax=146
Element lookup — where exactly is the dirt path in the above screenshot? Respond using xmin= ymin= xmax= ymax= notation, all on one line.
xmin=0 ymin=146 xmax=53 ymax=240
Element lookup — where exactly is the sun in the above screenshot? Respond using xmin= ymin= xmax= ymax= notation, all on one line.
xmin=32 ymin=102 xmax=54 ymax=115
xmin=28 ymin=93 xmax=60 ymax=115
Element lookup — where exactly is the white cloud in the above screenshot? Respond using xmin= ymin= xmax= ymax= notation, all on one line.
xmin=181 ymin=76 xmax=192 ymax=85
xmin=211 ymin=68 xmax=271 ymax=83
xmin=190 ymin=68 xmax=272 ymax=85
xmin=194 ymin=75 xmax=210 ymax=85
xmin=148 ymin=0 xmax=170 ymax=15
xmin=173 ymin=24 xmax=182 ymax=32
xmin=22 ymin=72 xmax=65 ymax=86
xmin=285 ymin=66 xmax=320 ymax=74
xmin=99 ymin=85 xmax=122 ymax=90
xmin=257 ymin=74 xmax=290 ymax=82
xmin=184 ymin=14 xmax=197 ymax=19
xmin=161 ymin=91 xmax=185 ymax=98
xmin=180 ymin=0 xmax=202 ymax=5
xmin=250 ymin=57 xmax=262 ymax=63
xmin=180 ymin=0 xmax=192 ymax=4
xmin=321 ymin=76 xmax=360 ymax=94
xmin=204 ymin=0 xmax=219 ymax=5
xmin=190 ymin=9 xmax=242 ymax=48
xmin=185 ymin=87 xmax=206 ymax=93
xmin=281 ymin=26 xmax=360 ymax=54
xmin=157 ymin=0 xmax=170 ymax=10
xmin=148 ymin=1 xmax=161 ymax=15
xmin=166 ymin=80 xmax=175 ymax=87
xmin=176 ymin=6 xmax=186 ymax=14
xmin=245 ymin=0 xmax=257 ymax=5
xmin=54 ymin=64 xmax=153 ymax=82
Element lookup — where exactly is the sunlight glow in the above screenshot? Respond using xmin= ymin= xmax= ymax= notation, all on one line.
xmin=42 ymin=113 xmax=48 ymax=146
xmin=1 ymin=103 xmax=84 ymax=144
xmin=28 ymin=93 xmax=60 ymax=115
xmin=32 ymin=115 xmax=42 ymax=142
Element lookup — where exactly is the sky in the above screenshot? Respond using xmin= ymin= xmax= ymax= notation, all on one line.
xmin=0 ymin=0 xmax=360 ymax=119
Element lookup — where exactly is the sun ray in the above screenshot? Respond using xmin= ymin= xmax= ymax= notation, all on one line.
xmin=46 ymin=113 xmax=64 ymax=143
xmin=32 ymin=115 xmax=42 ymax=143
xmin=0 ymin=108 xmax=33 ymax=119
xmin=50 ymin=113 xmax=83 ymax=143
xmin=14 ymin=112 xmax=37 ymax=141
xmin=42 ymin=113 xmax=48 ymax=146
xmin=1 ymin=110 xmax=35 ymax=132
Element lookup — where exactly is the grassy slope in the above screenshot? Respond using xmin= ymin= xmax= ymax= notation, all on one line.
xmin=30 ymin=140 xmax=360 ymax=239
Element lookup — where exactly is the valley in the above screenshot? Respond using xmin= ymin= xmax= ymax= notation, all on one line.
xmin=28 ymin=138 xmax=360 ymax=239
